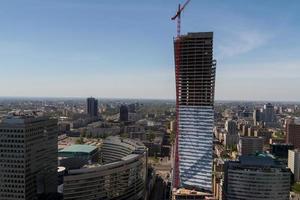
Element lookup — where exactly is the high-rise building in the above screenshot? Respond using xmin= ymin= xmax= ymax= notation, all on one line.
xmin=119 ymin=105 xmax=129 ymax=122
xmin=288 ymin=149 xmax=300 ymax=182
xmin=225 ymin=120 xmax=238 ymax=135
xmin=263 ymin=103 xmax=276 ymax=127
xmin=224 ymin=120 xmax=239 ymax=147
xmin=0 ymin=114 xmax=58 ymax=200
xmin=286 ymin=118 xmax=300 ymax=148
xmin=223 ymin=155 xmax=291 ymax=200
xmin=238 ymin=136 xmax=264 ymax=156
xmin=87 ymin=97 xmax=98 ymax=117
xmin=253 ymin=109 xmax=261 ymax=125
xmin=173 ymin=32 xmax=216 ymax=191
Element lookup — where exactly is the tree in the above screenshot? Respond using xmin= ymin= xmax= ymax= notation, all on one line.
xmin=120 ymin=132 xmax=129 ymax=138
xmin=75 ymin=136 xmax=84 ymax=144
xmin=147 ymin=131 xmax=156 ymax=142
xmin=169 ymin=131 xmax=176 ymax=145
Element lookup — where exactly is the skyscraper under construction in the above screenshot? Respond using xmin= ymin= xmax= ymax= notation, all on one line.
xmin=173 ymin=32 xmax=216 ymax=192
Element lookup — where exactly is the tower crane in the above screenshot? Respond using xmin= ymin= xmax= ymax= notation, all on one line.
xmin=171 ymin=0 xmax=192 ymax=37
xmin=171 ymin=0 xmax=192 ymax=189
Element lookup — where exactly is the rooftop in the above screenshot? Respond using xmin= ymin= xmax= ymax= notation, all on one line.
xmin=186 ymin=32 xmax=213 ymax=38
xmin=59 ymin=144 xmax=97 ymax=154
xmin=238 ymin=155 xmax=278 ymax=167
xmin=172 ymin=188 xmax=212 ymax=197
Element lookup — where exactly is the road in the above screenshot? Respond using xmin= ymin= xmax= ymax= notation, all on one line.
xmin=149 ymin=157 xmax=172 ymax=200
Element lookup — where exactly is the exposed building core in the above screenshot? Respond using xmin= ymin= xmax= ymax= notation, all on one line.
xmin=175 ymin=32 xmax=216 ymax=107
xmin=173 ymin=32 xmax=216 ymax=192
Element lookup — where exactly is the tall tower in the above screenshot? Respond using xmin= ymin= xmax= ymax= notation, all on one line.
xmin=225 ymin=120 xmax=238 ymax=135
xmin=87 ymin=97 xmax=98 ymax=118
xmin=263 ymin=103 xmax=276 ymax=127
xmin=0 ymin=114 xmax=58 ymax=200
xmin=119 ymin=105 xmax=129 ymax=122
xmin=173 ymin=32 xmax=216 ymax=191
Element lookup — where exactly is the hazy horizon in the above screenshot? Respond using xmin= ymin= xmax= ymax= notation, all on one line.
xmin=0 ymin=95 xmax=299 ymax=104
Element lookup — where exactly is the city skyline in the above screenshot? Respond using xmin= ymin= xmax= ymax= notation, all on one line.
xmin=1 ymin=0 xmax=300 ymax=101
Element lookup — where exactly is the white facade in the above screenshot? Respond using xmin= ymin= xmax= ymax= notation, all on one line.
xmin=288 ymin=149 xmax=300 ymax=182
xmin=178 ymin=106 xmax=213 ymax=191
xmin=224 ymin=156 xmax=291 ymax=200
xmin=225 ymin=166 xmax=290 ymax=200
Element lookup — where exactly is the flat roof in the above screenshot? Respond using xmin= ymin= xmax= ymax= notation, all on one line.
xmin=173 ymin=188 xmax=212 ymax=197
xmin=59 ymin=144 xmax=97 ymax=154
xmin=239 ymin=155 xmax=275 ymax=166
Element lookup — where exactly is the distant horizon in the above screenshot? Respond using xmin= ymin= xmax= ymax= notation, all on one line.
xmin=0 ymin=95 xmax=299 ymax=104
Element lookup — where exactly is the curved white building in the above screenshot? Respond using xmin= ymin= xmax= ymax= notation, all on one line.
xmin=63 ymin=137 xmax=147 ymax=200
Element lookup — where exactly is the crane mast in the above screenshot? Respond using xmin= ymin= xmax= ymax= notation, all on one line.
xmin=171 ymin=0 xmax=192 ymax=189
xmin=171 ymin=0 xmax=192 ymax=37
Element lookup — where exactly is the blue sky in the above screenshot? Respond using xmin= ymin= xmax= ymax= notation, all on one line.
xmin=0 ymin=0 xmax=300 ymax=101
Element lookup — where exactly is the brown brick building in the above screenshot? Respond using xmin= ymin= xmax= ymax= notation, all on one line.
xmin=286 ymin=119 xmax=300 ymax=148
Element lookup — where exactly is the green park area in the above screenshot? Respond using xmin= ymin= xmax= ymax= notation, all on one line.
xmin=292 ymin=182 xmax=300 ymax=193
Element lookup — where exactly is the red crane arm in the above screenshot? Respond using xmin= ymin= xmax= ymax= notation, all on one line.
xmin=171 ymin=0 xmax=192 ymax=20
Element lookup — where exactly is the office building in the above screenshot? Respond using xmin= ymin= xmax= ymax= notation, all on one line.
xmin=271 ymin=143 xmax=294 ymax=159
xmin=254 ymin=128 xmax=272 ymax=144
xmin=223 ymin=155 xmax=291 ymax=200
xmin=170 ymin=120 xmax=176 ymax=132
xmin=241 ymin=124 xmax=250 ymax=136
xmin=288 ymin=149 xmax=300 ymax=182
xmin=63 ymin=137 xmax=147 ymax=200
xmin=119 ymin=104 xmax=129 ymax=122
xmin=171 ymin=188 xmax=213 ymax=200
xmin=173 ymin=32 xmax=216 ymax=191
xmin=223 ymin=118 xmax=239 ymax=147
xmin=0 ymin=114 xmax=58 ymax=200
xmin=263 ymin=103 xmax=276 ymax=127
xmin=225 ymin=119 xmax=237 ymax=135
xmin=223 ymin=134 xmax=239 ymax=147
xmin=128 ymin=103 xmax=136 ymax=113
xmin=87 ymin=97 xmax=98 ymax=117
xmin=58 ymin=144 xmax=99 ymax=162
xmin=247 ymin=126 xmax=257 ymax=137
xmin=238 ymin=136 xmax=264 ymax=156
xmin=253 ymin=109 xmax=261 ymax=125
xmin=286 ymin=118 xmax=300 ymax=148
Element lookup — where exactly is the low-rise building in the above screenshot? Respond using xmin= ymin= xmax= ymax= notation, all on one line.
xmin=223 ymin=133 xmax=239 ymax=147
xmin=254 ymin=128 xmax=272 ymax=144
xmin=172 ymin=188 xmax=214 ymax=200
xmin=58 ymin=144 xmax=100 ymax=169
xmin=271 ymin=143 xmax=294 ymax=159
xmin=238 ymin=136 xmax=264 ymax=156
